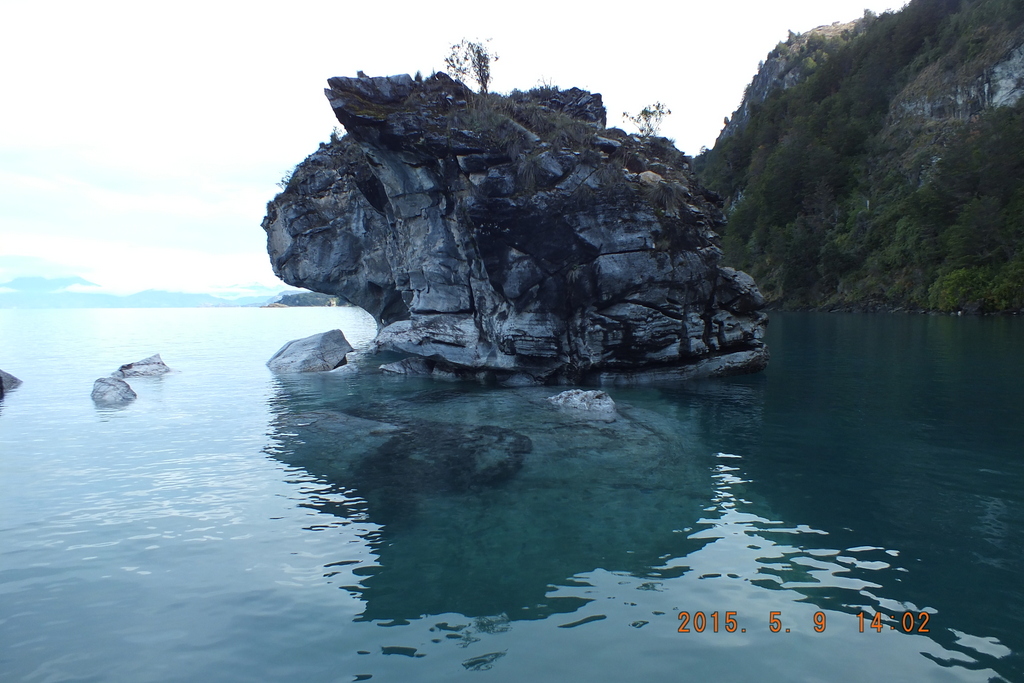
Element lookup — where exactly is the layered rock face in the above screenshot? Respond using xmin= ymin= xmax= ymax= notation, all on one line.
xmin=263 ymin=73 xmax=768 ymax=384
xmin=889 ymin=42 xmax=1024 ymax=126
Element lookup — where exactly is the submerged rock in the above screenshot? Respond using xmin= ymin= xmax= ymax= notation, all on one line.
xmin=91 ymin=377 xmax=137 ymax=404
xmin=285 ymin=409 xmax=400 ymax=437
xmin=355 ymin=422 xmax=530 ymax=493
xmin=0 ymin=369 xmax=22 ymax=398
xmin=274 ymin=407 xmax=530 ymax=497
xmin=547 ymin=389 xmax=617 ymax=418
xmin=112 ymin=354 xmax=171 ymax=378
xmin=267 ymin=329 xmax=354 ymax=372
xmin=263 ymin=381 xmax=721 ymax=619
xmin=264 ymin=72 xmax=768 ymax=384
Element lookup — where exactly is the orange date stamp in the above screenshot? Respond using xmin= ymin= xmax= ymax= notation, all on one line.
xmin=676 ymin=610 xmax=931 ymax=634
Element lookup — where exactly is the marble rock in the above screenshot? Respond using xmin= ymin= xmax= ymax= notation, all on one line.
xmin=91 ymin=377 xmax=137 ymax=404
xmin=0 ymin=369 xmax=22 ymax=398
xmin=267 ymin=329 xmax=354 ymax=372
xmin=547 ymin=389 xmax=617 ymax=419
xmin=112 ymin=354 xmax=171 ymax=378
xmin=264 ymin=73 xmax=769 ymax=384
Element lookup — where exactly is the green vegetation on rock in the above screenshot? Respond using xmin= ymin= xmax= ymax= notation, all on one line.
xmin=697 ymin=0 xmax=1024 ymax=312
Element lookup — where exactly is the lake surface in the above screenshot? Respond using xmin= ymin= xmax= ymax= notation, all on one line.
xmin=1 ymin=308 xmax=1022 ymax=682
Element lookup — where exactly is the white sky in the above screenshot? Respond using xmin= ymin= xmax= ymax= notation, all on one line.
xmin=0 ymin=0 xmax=907 ymax=295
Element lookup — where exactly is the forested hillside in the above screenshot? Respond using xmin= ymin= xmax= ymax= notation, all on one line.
xmin=697 ymin=0 xmax=1024 ymax=312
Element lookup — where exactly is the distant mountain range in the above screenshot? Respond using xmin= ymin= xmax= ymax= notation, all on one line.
xmin=0 ymin=276 xmax=300 ymax=308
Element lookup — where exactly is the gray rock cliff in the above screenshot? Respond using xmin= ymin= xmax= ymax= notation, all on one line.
xmin=263 ymin=73 xmax=768 ymax=384
xmin=890 ymin=43 xmax=1024 ymax=124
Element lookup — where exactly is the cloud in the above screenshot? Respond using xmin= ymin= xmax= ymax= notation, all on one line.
xmin=0 ymin=234 xmax=284 ymax=295
xmin=0 ymin=276 xmax=99 ymax=293
xmin=0 ymin=164 xmax=272 ymax=254
xmin=0 ymin=254 xmax=83 ymax=281
xmin=64 ymin=282 xmax=104 ymax=293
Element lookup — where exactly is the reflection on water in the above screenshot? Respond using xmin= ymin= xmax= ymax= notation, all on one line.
xmin=267 ymin=375 xmax=713 ymax=623
xmin=1 ymin=309 xmax=1022 ymax=681
xmin=263 ymin=337 xmax=1015 ymax=680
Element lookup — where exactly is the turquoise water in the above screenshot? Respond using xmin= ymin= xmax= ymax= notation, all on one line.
xmin=1 ymin=309 xmax=1021 ymax=682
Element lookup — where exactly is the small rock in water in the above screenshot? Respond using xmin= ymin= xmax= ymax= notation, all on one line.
xmin=267 ymin=329 xmax=354 ymax=372
xmin=0 ymin=368 xmax=23 ymax=398
xmin=91 ymin=377 xmax=137 ymax=404
xmin=112 ymin=354 xmax=171 ymax=378
xmin=547 ymin=389 xmax=617 ymax=419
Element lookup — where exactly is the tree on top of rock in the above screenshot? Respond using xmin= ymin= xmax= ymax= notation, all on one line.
xmin=623 ymin=102 xmax=672 ymax=137
xmin=445 ymin=39 xmax=498 ymax=94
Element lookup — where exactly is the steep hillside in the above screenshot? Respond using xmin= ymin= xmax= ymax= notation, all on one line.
xmin=697 ymin=0 xmax=1024 ymax=312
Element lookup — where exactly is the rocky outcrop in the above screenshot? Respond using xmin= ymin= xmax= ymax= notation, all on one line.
xmin=718 ymin=8 xmax=1024 ymax=169
xmin=885 ymin=38 xmax=1024 ymax=165
xmin=112 ymin=354 xmax=170 ymax=378
xmin=890 ymin=42 xmax=1024 ymax=125
xmin=91 ymin=377 xmax=137 ymax=404
xmin=267 ymin=329 xmax=354 ymax=372
xmin=718 ymin=18 xmax=868 ymax=143
xmin=264 ymin=73 xmax=768 ymax=385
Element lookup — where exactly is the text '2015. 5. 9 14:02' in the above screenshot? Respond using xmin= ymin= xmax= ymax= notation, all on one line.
xmin=677 ymin=611 xmax=931 ymax=634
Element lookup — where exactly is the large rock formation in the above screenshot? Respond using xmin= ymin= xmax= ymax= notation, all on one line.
xmin=263 ymin=73 xmax=768 ymax=384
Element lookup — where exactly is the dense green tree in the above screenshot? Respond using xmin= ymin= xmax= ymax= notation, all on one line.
xmin=697 ymin=0 xmax=1024 ymax=312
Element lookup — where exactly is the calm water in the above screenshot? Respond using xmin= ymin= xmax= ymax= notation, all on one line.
xmin=1 ymin=308 xmax=1022 ymax=682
